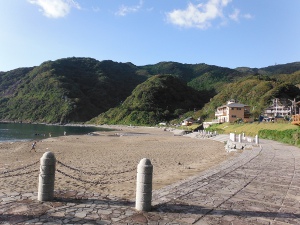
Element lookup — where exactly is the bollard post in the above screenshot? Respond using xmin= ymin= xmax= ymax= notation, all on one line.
xmin=136 ymin=158 xmax=153 ymax=212
xmin=38 ymin=152 xmax=56 ymax=201
xmin=230 ymin=133 xmax=236 ymax=142
xmin=255 ymin=135 xmax=259 ymax=144
xmin=238 ymin=134 xmax=242 ymax=143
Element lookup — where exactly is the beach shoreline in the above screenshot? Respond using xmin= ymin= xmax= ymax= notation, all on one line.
xmin=0 ymin=126 xmax=234 ymax=200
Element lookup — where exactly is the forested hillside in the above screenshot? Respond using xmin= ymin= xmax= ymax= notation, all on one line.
xmin=194 ymin=76 xmax=300 ymax=120
xmin=235 ymin=62 xmax=300 ymax=76
xmin=0 ymin=58 xmax=148 ymax=123
xmin=91 ymin=75 xmax=205 ymax=125
xmin=1 ymin=58 xmax=300 ymax=124
xmin=138 ymin=62 xmax=243 ymax=95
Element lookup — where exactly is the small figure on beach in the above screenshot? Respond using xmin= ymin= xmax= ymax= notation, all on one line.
xmin=49 ymin=132 xmax=52 ymax=137
xmin=31 ymin=141 xmax=37 ymax=152
xmin=64 ymin=131 xmax=66 ymax=136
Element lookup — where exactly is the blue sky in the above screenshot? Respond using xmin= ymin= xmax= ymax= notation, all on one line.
xmin=1 ymin=0 xmax=299 ymax=72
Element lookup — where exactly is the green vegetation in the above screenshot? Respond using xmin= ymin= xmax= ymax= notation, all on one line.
xmin=206 ymin=122 xmax=297 ymax=137
xmin=206 ymin=122 xmax=300 ymax=147
xmin=91 ymin=75 xmax=205 ymax=125
xmin=0 ymin=58 xmax=300 ymax=125
xmin=0 ymin=58 xmax=148 ymax=123
xmin=139 ymin=62 xmax=243 ymax=95
xmin=259 ymin=129 xmax=300 ymax=146
xmin=194 ymin=76 xmax=300 ymax=121
xmin=178 ymin=124 xmax=202 ymax=132
xmin=235 ymin=62 xmax=300 ymax=76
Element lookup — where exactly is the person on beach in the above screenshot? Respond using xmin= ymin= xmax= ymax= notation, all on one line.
xmin=31 ymin=141 xmax=37 ymax=152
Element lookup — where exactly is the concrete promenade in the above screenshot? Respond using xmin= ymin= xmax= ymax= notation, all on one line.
xmin=1 ymin=136 xmax=300 ymax=224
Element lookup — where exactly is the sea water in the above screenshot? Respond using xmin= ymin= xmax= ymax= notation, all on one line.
xmin=0 ymin=123 xmax=111 ymax=142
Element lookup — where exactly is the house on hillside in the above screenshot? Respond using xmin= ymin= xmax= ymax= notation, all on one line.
xmin=215 ymin=100 xmax=252 ymax=123
xmin=182 ymin=117 xmax=194 ymax=126
xmin=264 ymin=98 xmax=294 ymax=119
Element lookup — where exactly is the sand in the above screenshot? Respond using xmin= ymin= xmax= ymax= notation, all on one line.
xmin=0 ymin=126 xmax=233 ymax=200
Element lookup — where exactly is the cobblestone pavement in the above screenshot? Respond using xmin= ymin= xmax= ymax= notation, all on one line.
xmin=1 ymin=136 xmax=300 ymax=224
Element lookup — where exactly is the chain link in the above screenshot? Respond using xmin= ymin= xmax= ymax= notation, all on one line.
xmin=0 ymin=160 xmax=39 ymax=175
xmin=0 ymin=159 xmax=137 ymax=185
xmin=57 ymin=160 xmax=136 ymax=176
xmin=56 ymin=169 xmax=135 ymax=185
xmin=0 ymin=169 xmax=39 ymax=179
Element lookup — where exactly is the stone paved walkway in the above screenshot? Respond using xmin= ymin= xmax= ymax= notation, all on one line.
xmin=1 ymin=136 xmax=300 ymax=224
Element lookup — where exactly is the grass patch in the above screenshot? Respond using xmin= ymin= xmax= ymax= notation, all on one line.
xmin=259 ymin=129 xmax=300 ymax=147
xmin=206 ymin=122 xmax=300 ymax=147
xmin=206 ymin=122 xmax=297 ymax=137
xmin=179 ymin=124 xmax=202 ymax=131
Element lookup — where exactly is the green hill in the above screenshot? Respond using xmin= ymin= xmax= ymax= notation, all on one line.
xmin=1 ymin=58 xmax=300 ymax=124
xmin=91 ymin=75 xmax=205 ymax=125
xmin=0 ymin=58 xmax=147 ymax=123
xmin=138 ymin=62 xmax=243 ymax=93
xmin=235 ymin=62 xmax=300 ymax=76
xmin=0 ymin=58 xmax=246 ymax=123
xmin=259 ymin=62 xmax=300 ymax=75
xmin=194 ymin=76 xmax=300 ymax=120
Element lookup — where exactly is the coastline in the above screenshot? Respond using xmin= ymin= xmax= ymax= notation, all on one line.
xmin=0 ymin=126 xmax=233 ymax=200
xmin=0 ymin=122 xmax=115 ymax=143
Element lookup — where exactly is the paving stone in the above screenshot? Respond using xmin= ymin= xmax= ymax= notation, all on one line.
xmin=98 ymin=209 xmax=113 ymax=215
xmin=49 ymin=211 xmax=65 ymax=217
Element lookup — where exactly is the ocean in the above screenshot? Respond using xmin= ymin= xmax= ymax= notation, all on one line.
xmin=0 ymin=123 xmax=111 ymax=142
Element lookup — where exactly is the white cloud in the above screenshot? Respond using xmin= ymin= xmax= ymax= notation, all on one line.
xmin=229 ymin=8 xmax=253 ymax=22
xmin=28 ymin=0 xmax=81 ymax=18
xmin=166 ymin=0 xmax=232 ymax=29
xmin=167 ymin=0 xmax=253 ymax=29
xmin=115 ymin=0 xmax=143 ymax=16
xmin=243 ymin=13 xmax=253 ymax=19
xmin=229 ymin=8 xmax=240 ymax=21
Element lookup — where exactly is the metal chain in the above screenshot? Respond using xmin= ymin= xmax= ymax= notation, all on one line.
xmin=56 ymin=169 xmax=135 ymax=185
xmin=0 ymin=160 xmax=39 ymax=175
xmin=0 ymin=169 xmax=39 ymax=179
xmin=57 ymin=160 xmax=136 ymax=176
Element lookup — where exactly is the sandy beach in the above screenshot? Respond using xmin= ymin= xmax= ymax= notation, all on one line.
xmin=0 ymin=126 xmax=233 ymax=200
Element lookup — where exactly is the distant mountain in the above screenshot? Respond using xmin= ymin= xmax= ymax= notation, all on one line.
xmin=0 ymin=58 xmax=147 ymax=123
xmin=138 ymin=61 xmax=243 ymax=93
xmin=260 ymin=62 xmax=300 ymax=75
xmin=235 ymin=62 xmax=300 ymax=76
xmin=91 ymin=75 xmax=205 ymax=125
xmin=1 ymin=58 xmax=300 ymax=124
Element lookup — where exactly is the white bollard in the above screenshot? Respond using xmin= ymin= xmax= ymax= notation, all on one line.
xmin=238 ymin=134 xmax=242 ymax=143
xmin=136 ymin=158 xmax=153 ymax=212
xmin=38 ymin=152 xmax=56 ymax=201
xmin=255 ymin=135 xmax=259 ymax=144
xmin=230 ymin=133 xmax=236 ymax=142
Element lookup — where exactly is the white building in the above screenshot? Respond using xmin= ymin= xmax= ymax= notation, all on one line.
xmin=264 ymin=98 xmax=291 ymax=118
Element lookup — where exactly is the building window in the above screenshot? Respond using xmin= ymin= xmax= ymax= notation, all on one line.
xmin=231 ymin=107 xmax=235 ymax=110
xmin=237 ymin=108 xmax=242 ymax=110
xmin=231 ymin=115 xmax=237 ymax=118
